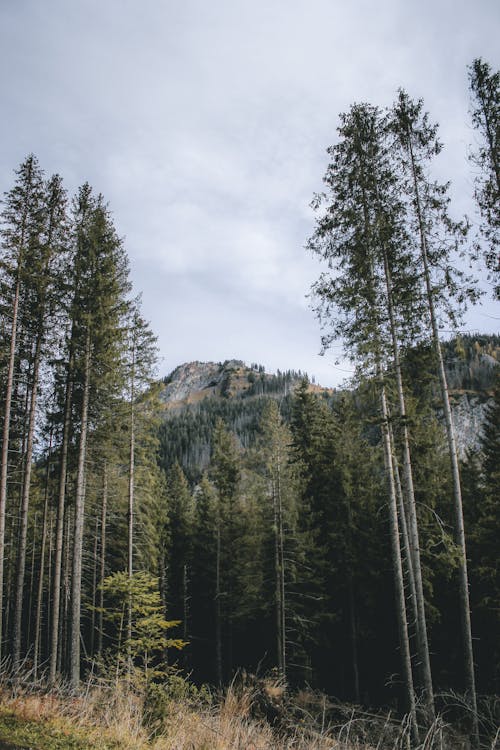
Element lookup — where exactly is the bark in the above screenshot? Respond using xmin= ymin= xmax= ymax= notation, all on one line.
xmin=345 ymin=495 xmax=360 ymax=703
xmin=97 ymin=466 xmax=108 ymax=658
xmin=0 ymin=271 xmax=21 ymax=661
xmin=379 ymin=369 xmax=419 ymax=745
xmin=90 ymin=515 xmax=99 ymax=656
xmin=59 ymin=509 xmax=71 ymax=673
xmin=70 ymin=328 xmax=91 ymax=690
xmin=34 ymin=453 xmax=51 ymax=679
xmin=12 ymin=333 xmax=42 ymax=668
xmin=27 ymin=510 xmax=38 ymax=649
xmin=381 ymin=248 xmax=435 ymax=718
xmin=49 ymin=346 xmax=74 ymax=683
xmin=127 ymin=345 xmax=135 ymax=669
xmin=215 ymin=520 xmax=222 ymax=686
xmin=272 ymin=440 xmax=286 ymax=679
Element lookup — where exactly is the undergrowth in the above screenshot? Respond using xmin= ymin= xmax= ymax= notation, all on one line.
xmin=0 ymin=667 xmax=497 ymax=749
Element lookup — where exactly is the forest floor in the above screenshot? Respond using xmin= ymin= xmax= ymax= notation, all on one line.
xmin=0 ymin=675 xmax=488 ymax=750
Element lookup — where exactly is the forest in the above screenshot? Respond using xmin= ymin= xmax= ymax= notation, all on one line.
xmin=0 ymin=58 xmax=498 ymax=749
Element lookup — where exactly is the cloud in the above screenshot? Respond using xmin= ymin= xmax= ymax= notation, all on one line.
xmin=1 ymin=0 xmax=498 ymax=387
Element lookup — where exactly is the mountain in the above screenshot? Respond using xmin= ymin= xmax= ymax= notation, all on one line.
xmin=160 ymin=359 xmax=327 ymax=409
xmin=157 ymin=336 xmax=499 ymax=483
xmin=158 ymin=360 xmax=327 ymax=482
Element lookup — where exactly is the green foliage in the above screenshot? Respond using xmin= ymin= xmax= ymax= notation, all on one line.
xmin=98 ymin=570 xmax=185 ymax=680
xmin=468 ymin=58 xmax=500 ymax=297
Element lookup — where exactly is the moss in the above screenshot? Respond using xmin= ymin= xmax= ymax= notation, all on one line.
xmin=0 ymin=709 xmax=122 ymax=750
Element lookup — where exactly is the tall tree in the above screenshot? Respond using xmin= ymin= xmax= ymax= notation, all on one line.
xmin=164 ymin=462 xmax=193 ymax=642
xmin=0 ymin=155 xmax=45 ymax=663
xmin=11 ymin=173 xmax=68 ymax=668
xmin=389 ymin=90 xmax=479 ymax=739
xmin=307 ymin=104 xmax=423 ymax=737
xmin=69 ymin=188 xmax=130 ymax=689
xmin=257 ymin=400 xmax=299 ymax=679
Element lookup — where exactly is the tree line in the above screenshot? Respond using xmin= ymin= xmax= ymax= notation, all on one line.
xmin=0 ymin=156 xmax=163 ymax=689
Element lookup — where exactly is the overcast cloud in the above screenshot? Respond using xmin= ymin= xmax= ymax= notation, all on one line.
xmin=0 ymin=0 xmax=498 ymax=386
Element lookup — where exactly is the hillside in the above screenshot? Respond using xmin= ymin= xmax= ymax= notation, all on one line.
xmin=158 ymin=360 xmax=330 ymax=481
xmin=158 ymin=336 xmax=499 ymax=482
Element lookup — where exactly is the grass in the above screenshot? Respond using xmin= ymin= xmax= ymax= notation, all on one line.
xmin=0 ymin=671 xmax=496 ymax=750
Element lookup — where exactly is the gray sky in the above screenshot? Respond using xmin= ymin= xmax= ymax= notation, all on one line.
xmin=1 ymin=0 xmax=498 ymax=387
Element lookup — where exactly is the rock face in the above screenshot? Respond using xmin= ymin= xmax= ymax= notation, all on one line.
xmin=161 ymin=361 xmax=234 ymax=404
xmin=448 ymin=393 xmax=492 ymax=457
xmin=160 ymin=360 xmax=305 ymax=410
xmin=160 ymin=358 xmax=495 ymax=456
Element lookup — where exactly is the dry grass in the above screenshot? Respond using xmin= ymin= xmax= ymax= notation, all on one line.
xmin=0 ymin=670 xmax=494 ymax=750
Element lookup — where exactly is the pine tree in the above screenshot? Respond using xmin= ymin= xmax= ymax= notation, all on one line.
xmin=256 ymin=400 xmax=299 ymax=679
xmin=307 ymin=105 xmax=422 ymax=737
xmin=209 ymin=418 xmax=241 ymax=685
xmin=0 ymin=155 xmax=46 ymax=663
xmin=165 ymin=462 xmax=194 ymax=650
xmin=190 ymin=473 xmax=217 ymax=683
xmin=68 ymin=187 xmax=131 ymax=689
xmin=389 ymin=90 xmax=479 ymax=739
xmin=11 ymin=172 xmax=68 ymax=669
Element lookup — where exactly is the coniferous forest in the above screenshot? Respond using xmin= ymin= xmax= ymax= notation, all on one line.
xmin=0 ymin=59 xmax=498 ymax=749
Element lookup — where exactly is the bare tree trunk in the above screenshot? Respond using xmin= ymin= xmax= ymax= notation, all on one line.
xmin=70 ymin=328 xmax=91 ymax=690
xmin=0 ymin=272 xmax=22 ymax=661
xmin=26 ymin=511 xmax=38 ymax=650
xmin=12 ymin=334 xmax=42 ymax=668
xmin=345 ymin=494 xmax=360 ymax=703
xmin=380 ymin=220 xmax=435 ymax=719
xmin=182 ymin=563 xmax=189 ymax=662
xmin=46 ymin=509 xmax=54 ymax=661
xmin=272 ymin=475 xmax=283 ymax=676
xmin=34 ymin=473 xmax=50 ymax=679
xmin=59 ymin=509 xmax=71 ymax=674
xmin=50 ymin=347 xmax=74 ymax=683
xmin=389 ymin=425 xmax=419 ymax=637
xmin=215 ymin=521 xmax=222 ymax=686
xmin=97 ymin=466 xmax=108 ymax=659
xmin=127 ymin=346 xmax=135 ymax=672
xmin=379 ymin=368 xmax=419 ymax=745
xmin=90 ymin=514 xmax=99 ymax=657
xmin=272 ymin=441 xmax=286 ymax=680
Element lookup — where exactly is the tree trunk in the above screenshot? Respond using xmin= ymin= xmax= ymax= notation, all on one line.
xmin=389 ymin=424 xmax=419 ymax=638
xmin=378 ymin=368 xmax=419 ymax=745
xmin=59 ymin=509 xmax=71 ymax=673
xmin=12 ymin=333 xmax=42 ymax=669
xmin=0 ymin=272 xmax=22 ymax=661
xmin=127 ymin=345 xmax=135 ymax=670
xmin=34 ymin=458 xmax=50 ymax=680
xmin=49 ymin=346 xmax=74 ymax=683
xmin=215 ymin=520 xmax=222 ymax=686
xmin=381 ymin=247 xmax=435 ymax=718
xmin=26 ymin=511 xmax=38 ymax=650
xmin=97 ymin=466 xmax=108 ymax=659
xmin=70 ymin=328 xmax=91 ymax=690
xmin=90 ymin=514 xmax=99 ymax=656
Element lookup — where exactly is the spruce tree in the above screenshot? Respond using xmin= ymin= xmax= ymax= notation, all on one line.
xmin=209 ymin=418 xmax=241 ymax=684
xmin=307 ymin=104 xmax=422 ymax=737
xmin=0 ymin=155 xmax=46 ymax=663
xmin=68 ymin=187 xmax=131 ymax=689
xmin=389 ymin=90 xmax=479 ymax=738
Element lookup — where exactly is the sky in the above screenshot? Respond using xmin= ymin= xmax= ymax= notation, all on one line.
xmin=0 ymin=0 xmax=498 ymax=387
